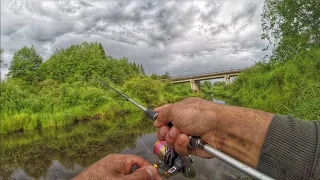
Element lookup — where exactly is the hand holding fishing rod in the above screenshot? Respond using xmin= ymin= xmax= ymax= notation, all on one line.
xmin=98 ymin=78 xmax=274 ymax=179
xmin=155 ymin=98 xmax=275 ymax=180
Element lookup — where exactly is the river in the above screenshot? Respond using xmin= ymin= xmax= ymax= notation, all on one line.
xmin=0 ymin=113 xmax=249 ymax=180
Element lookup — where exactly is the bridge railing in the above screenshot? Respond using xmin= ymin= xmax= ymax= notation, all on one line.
xmin=166 ymin=67 xmax=249 ymax=81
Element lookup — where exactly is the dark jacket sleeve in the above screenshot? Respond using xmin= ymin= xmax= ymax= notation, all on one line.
xmin=257 ymin=115 xmax=320 ymax=180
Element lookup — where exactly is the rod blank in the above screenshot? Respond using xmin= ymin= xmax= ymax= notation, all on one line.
xmin=203 ymin=145 xmax=274 ymax=180
xmin=189 ymin=137 xmax=274 ymax=180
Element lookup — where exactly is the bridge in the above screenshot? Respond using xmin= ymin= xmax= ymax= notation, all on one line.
xmin=163 ymin=67 xmax=248 ymax=92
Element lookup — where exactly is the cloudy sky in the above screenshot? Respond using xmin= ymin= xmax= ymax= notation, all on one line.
xmin=1 ymin=0 xmax=270 ymax=78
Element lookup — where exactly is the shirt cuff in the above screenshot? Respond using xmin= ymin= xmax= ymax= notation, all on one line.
xmin=256 ymin=114 xmax=319 ymax=179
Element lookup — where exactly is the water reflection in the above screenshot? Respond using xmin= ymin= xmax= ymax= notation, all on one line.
xmin=11 ymin=161 xmax=83 ymax=180
xmin=0 ymin=118 xmax=154 ymax=180
xmin=0 ymin=118 xmax=248 ymax=180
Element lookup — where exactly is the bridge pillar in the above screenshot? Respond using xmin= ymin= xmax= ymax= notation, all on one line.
xmin=225 ymin=75 xmax=230 ymax=85
xmin=190 ymin=80 xmax=200 ymax=92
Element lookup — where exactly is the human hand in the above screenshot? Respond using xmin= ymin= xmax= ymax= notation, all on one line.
xmin=73 ymin=154 xmax=161 ymax=180
xmin=154 ymin=97 xmax=218 ymax=159
xmin=154 ymin=97 xmax=273 ymax=167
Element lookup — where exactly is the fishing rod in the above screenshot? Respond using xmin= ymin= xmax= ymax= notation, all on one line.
xmin=97 ymin=78 xmax=274 ymax=180
xmin=98 ymin=79 xmax=158 ymax=121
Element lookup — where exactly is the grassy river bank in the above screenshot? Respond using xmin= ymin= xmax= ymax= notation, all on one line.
xmin=0 ymin=42 xmax=201 ymax=134
xmin=211 ymin=48 xmax=320 ymax=121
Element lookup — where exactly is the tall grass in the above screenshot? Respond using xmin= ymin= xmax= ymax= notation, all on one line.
xmin=212 ymin=47 xmax=320 ymax=120
xmin=0 ymin=76 xmax=196 ymax=134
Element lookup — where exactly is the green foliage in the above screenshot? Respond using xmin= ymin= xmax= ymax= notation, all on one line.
xmin=200 ymin=81 xmax=213 ymax=100
xmin=123 ymin=76 xmax=161 ymax=106
xmin=215 ymin=48 xmax=320 ymax=120
xmin=150 ymin=72 xmax=170 ymax=80
xmin=38 ymin=42 xmax=143 ymax=84
xmin=160 ymin=83 xmax=196 ymax=103
xmin=0 ymin=48 xmax=4 ymax=66
xmin=8 ymin=46 xmax=43 ymax=83
xmin=1 ymin=42 xmax=195 ymax=134
xmin=0 ymin=78 xmax=113 ymax=133
xmin=139 ymin=64 xmax=146 ymax=75
xmin=262 ymin=0 xmax=320 ymax=62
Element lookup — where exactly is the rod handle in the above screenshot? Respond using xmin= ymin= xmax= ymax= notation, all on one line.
xmin=146 ymin=109 xmax=173 ymax=127
xmin=146 ymin=109 xmax=158 ymax=121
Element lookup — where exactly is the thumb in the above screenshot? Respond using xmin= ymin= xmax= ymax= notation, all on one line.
xmin=126 ymin=166 xmax=157 ymax=180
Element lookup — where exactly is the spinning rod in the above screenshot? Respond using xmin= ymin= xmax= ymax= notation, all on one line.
xmin=97 ymin=77 xmax=274 ymax=180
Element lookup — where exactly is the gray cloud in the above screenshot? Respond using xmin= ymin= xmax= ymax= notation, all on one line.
xmin=1 ymin=0 xmax=269 ymax=78
xmin=230 ymin=2 xmax=260 ymax=25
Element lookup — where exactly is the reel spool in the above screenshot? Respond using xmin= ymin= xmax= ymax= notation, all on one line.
xmin=153 ymin=141 xmax=196 ymax=178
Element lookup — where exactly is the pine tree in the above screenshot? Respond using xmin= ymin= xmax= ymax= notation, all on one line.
xmin=98 ymin=43 xmax=107 ymax=59
xmin=140 ymin=64 xmax=145 ymax=75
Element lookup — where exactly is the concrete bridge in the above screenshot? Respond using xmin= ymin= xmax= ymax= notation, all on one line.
xmin=163 ymin=67 xmax=248 ymax=92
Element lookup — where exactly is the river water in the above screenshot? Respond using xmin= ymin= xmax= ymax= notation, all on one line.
xmin=0 ymin=115 xmax=249 ymax=180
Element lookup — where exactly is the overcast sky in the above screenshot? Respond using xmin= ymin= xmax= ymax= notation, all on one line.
xmin=1 ymin=0 xmax=270 ymax=78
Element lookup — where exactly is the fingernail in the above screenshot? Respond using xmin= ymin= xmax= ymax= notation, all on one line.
xmin=169 ymin=129 xmax=178 ymax=138
xmin=145 ymin=166 xmax=157 ymax=179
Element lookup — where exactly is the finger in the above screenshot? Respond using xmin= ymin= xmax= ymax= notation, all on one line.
xmin=173 ymin=137 xmax=214 ymax=159
xmin=155 ymin=175 xmax=162 ymax=180
xmin=174 ymin=134 xmax=191 ymax=156
xmin=154 ymin=105 xmax=172 ymax=128
xmin=126 ymin=166 xmax=157 ymax=180
xmin=156 ymin=126 xmax=170 ymax=141
xmin=154 ymin=104 xmax=171 ymax=112
xmin=165 ymin=126 xmax=181 ymax=148
xmin=123 ymin=155 xmax=152 ymax=174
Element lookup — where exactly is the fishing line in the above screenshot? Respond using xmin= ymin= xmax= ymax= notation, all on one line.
xmin=138 ymin=135 xmax=157 ymax=161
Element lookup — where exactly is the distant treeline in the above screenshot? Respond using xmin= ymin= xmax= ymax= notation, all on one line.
xmin=0 ymin=42 xmax=202 ymax=134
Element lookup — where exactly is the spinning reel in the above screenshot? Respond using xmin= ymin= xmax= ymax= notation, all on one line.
xmin=153 ymin=140 xmax=196 ymax=178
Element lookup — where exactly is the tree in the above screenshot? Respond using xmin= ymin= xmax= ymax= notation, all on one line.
xmin=150 ymin=72 xmax=170 ymax=80
xmin=0 ymin=49 xmax=3 ymax=66
xmin=38 ymin=42 xmax=141 ymax=84
xmin=262 ymin=0 xmax=320 ymax=62
xmin=139 ymin=64 xmax=145 ymax=75
xmin=132 ymin=62 xmax=138 ymax=72
xmin=0 ymin=49 xmax=5 ymax=78
xmin=98 ymin=43 xmax=107 ymax=59
xmin=203 ymin=80 xmax=213 ymax=89
xmin=123 ymin=77 xmax=161 ymax=106
xmin=8 ymin=46 xmax=43 ymax=83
